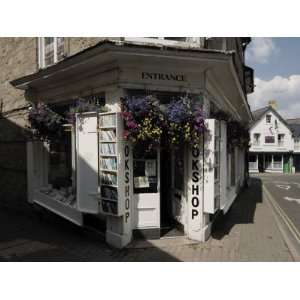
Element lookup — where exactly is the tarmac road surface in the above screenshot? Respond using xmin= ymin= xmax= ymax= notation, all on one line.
xmin=254 ymin=173 xmax=300 ymax=243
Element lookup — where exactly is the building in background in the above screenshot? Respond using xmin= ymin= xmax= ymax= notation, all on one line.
xmin=249 ymin=101 xmax=300 ymax=173
xmin=2 ymin=37 xmax=253 ymax=248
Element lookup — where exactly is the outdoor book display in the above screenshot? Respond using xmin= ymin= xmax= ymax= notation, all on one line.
xmin=29 ymin=110 xmax=128 ymax=226
xmin=98 ymin=112 xmax=126 ymax=216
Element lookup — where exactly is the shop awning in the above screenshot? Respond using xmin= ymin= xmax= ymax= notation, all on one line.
xmin=11 ymin=39 xmax=252 ymax=122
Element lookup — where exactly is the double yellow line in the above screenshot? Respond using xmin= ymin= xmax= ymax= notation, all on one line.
xmin=263 ymin=185 xmax=300 ymax=245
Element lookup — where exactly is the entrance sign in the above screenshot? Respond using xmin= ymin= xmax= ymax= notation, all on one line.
xmin=141 ymin=72 xmax=185 ymax=82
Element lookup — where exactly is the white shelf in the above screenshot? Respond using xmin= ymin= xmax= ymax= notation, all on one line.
xmin=100 ymin=168 xmax=117 ymax=173
xmin=99 ymin=126 xmax=116 ymax=130
xmin=100 ymin=154 xmax=117 ymax=157
xmin=101 ymin=183 xmax=118 ymax=188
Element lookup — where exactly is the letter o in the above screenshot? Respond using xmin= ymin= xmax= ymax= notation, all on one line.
xmin=192 ymin=197 xmax=199 ymax=207
xmin=192 ymin=148 xmax=200 ymax=158
xmin=125 ymin=198 xmax=130 ymax=210
xmin=125 ymin=145 xmax=129 ymax=157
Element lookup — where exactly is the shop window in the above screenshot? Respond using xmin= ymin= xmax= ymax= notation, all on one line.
xmin=248 ymin=155 xmax=257 ymax=169
xmin=133 ymin=147 xmax=158 ymax=194
xmin=266 ymin=114 xmax=271 ymax=123
xmin=249 ymin=155 xmax=256 ymax=162
xmin=273 ymin=155 xmax=282 ymax=169
xmin=38 ymin=37 xmax=65 ymax=68
xmin=48 ymin=130 xmax=72 ymax=189
xmin=265 ymin=136 xmax=275 ymax=144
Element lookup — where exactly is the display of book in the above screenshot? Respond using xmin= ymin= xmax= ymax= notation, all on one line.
xmin=100 ymin=143 xmax=116 ymax=155
xmin=98 ymin=112 xmax=121 ymax=216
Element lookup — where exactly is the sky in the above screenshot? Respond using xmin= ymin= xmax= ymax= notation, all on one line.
xmin=246 ymin=37 xmax=300 ymax=119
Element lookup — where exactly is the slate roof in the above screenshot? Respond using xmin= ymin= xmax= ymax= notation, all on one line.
xmin=286 ymin=118 xmax=300 ymax=137
xmin=251 ymin=106 xmax=269 ymax=122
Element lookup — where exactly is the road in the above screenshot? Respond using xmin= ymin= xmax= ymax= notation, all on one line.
xmin=254 ymin=173 xmax=300 ymax=243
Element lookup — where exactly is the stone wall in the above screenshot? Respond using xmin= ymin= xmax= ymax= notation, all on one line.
xmin=0 ymin=38 xmax=37 ymax=209
xmin=0 ymin=37 xmax=109 ymax=209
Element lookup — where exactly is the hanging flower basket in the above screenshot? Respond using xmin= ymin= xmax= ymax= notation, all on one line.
xmin=227 ymin=120 xmax=250 ymax=151
xmin=121 ymin=95 xmax=207 ymax=150
xmin=165 ymin=97 xmax=206 ymax=148
xmin=28 ymin=102 xmax=66 ymax=142
xmin=121 ymin=96 xmax=165 ymax=150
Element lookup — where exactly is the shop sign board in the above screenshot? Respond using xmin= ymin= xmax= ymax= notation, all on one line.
xmin=187 ymin=144 xmax=204 ymax=241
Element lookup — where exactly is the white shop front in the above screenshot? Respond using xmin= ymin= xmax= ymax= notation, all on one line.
xmin=12 ymin=41 xmax=249 ymax=248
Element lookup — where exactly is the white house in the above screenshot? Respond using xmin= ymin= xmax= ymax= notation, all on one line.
xmin=11 ymin=37 xmax=254 ymax=248
xmin=249 ymin=103 xmax=300 ymax=173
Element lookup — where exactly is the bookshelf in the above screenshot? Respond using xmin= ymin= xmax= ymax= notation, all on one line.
xmin=98 ymin=112 xmax=122 ymax=216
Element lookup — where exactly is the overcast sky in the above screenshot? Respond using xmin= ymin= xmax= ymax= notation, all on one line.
xmin=246 ymin=37 xmax=300 ymax=119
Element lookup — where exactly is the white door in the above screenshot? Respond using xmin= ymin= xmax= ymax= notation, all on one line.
xmin=133 ymin=148 xmax=160 ymax=229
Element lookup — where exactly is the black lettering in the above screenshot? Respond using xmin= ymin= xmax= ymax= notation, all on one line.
xmin=125 ymin=159 xmax=129 ymax=170
xmin=192 ymin=148 xmax=200 ymax=158
xmin=192 ymin=197 xmax=199 ymax=207
xmin=192 ymin=209 xmax=199 ymax=219
xmin=125 ymin=212 xmax=130 ymax=222
xmin=192 ymin=159 xmax=199 ymax=171
xmin=170 ymin=74 xmax=177 ymax=80
xmin=125 ymin=185 xmax=130 ymax=197
xmin=192 ymin=185 xmax=199 ymax=195
xmin=125 ymin=198 xmax=130 ymax=210
xmin=192 ymin=171 xmax=199 ymax=182
xmin=125 ymin=145 xmax=129 ymax=157
xmin=125 ymin=171 xmax=130 ymax=183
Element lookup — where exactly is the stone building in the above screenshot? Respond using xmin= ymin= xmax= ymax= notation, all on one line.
xmin=2 ymin=37 xmax=253 ymax=247
xmin=0 ymin=38 xmax=104 ymax=207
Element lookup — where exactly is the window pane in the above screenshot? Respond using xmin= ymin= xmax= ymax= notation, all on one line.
xmin=44 ymin=37 xmax=54 ymax=66
xmin=265 ymin=136 xmax=275 ymax=143
xmin=249 ymin=155 xmax=256 ymax=162
xmin=274 ymin=155 xmax=282 ymax=162
xmin=57 ymin=37 xmax=64 ymax=61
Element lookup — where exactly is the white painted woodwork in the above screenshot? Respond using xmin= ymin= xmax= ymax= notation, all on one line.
xmin=76 ymin=112 xmax=99 ymax=213
xmin=133 ymin=150 xmax=160 ymax=229
xmin=33 ymin=190 xmax=83 ymax=226
xmin=187 ymin=143 xmax=205 ymax=241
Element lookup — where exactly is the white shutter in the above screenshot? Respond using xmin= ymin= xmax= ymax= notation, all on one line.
xmin=219 ymin=121 xmax=227 ymax=210
xmin=203 ymin=119 xmax=220 ymax=214
xmin=76 ymin=113 xmax=99 ymax=213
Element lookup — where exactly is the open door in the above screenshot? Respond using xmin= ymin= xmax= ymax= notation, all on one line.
xmin=170 ymin=147 xmax=186 ymax=229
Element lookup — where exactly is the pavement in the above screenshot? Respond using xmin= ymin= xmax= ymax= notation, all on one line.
xmin=0 ymin=177 xmax=297 ymax=261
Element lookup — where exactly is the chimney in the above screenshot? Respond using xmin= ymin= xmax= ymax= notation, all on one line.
xmin=268 ymin=100 xmax=277 ymax=110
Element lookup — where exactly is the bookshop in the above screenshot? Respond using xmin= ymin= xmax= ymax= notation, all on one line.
xmin=11 ymin=40 xmax=251 ymax=248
